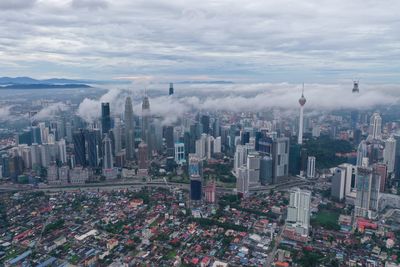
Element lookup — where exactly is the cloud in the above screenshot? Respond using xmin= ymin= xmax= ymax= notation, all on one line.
xmin=0 ymin=0 xmax=36 ymax=10
xmin=0 ymin=0 xmax=400 ymax=82
xmin=70 ymin=0 xmax=108 ymax=10
xmin=0 ymin=105 xmax=12 ymax=121
xmin=33 ymin=102 xmax=69 ymax=120
xmin=75 ymin=82 xmax=400 ymax=124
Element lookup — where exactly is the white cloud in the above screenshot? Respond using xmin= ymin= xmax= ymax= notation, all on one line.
xmin=33 ymin=102 xmax=69 ymax=120
xmin=0 ymin=105 xmax=13 ymax=121
xmin=75 ymin=82 xmax=399 ymax=124
xmin=0 ymin=0 xmax=399 ymax=82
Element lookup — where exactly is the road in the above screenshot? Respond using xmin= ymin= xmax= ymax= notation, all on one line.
xmin=0 ymin=177 xmax=310 ymax=194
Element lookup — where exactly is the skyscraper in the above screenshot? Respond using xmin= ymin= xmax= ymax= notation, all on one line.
xmin=73 ymin=129 xmax=86 ymax=167
xmin=331 ymin=167 xmax=346 ymax=201
xmin=138 ymin=142 xmax=149 ymax=170
xmin=174 ymin=142 xmax=185 ymax=165
xmin=141 ymin=93 xmax=151 ymax=149
xmin=85 ymin=129 xmax=101 ymax=168
xmin=369 ymin=112 xmax=382 ymax=140
xmin=101 ymin=102 xmax=111 ymax=135
xmin=204 ymin=181 xmax=216 ymax=203
xmin=287 ymin=188 xmax=311 ymax=236
xmin=124 ymin=97 xmax=135 ymax=160
xmin=113 ymin=117 xmax=122 ymax=154
xmin=306 ymin=156 xmax=316 ymax=178
xmin=102 ymin=134 xmax=113 ymax=170
xmin=169 ymin=82 xmax=174 ymax=95
xmin=383 ymin=136 xmax=396 ymax=173
xmin=57 ymin=138 xmax=67 ymax=164
xmin=164 ymin=126 xmax=174 ymax=156
xmin=200 ymin=115 xmax=210 ymax=135
xmin=236 ymin=166 xmax=249 ymax=197
xmin=247 ymin=153 xmax=260 ymax=187
xmin=298 ymin=86 xmax=306 ymax=145
xmin=260 ymin=156 xmax=273 ymax=185
xmin=356 ymin=140 xmax=368 ymax=167
xmin=355 ymin=166 xmax=381 ymax=218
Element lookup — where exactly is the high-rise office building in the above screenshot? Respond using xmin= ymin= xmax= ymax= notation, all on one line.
xmin=369 ymin=112 xmax=382 ymax=140
xmin=174 ymin=142 xmax=185 ymax=165
xmin=272 ymin=137 xmax=290 ymax=183
xmin=260 ymin=156 xmax=273 ymax=185
xmin=101 ymin=102 xmax=111 ymax=135
xmin=57 ymin=139 xmax=67 ymax=164
xmin=234 ymin=144 xmax=247 ymax=175
xmin=213 ymin=136 xmax=222 ymax=154
xmin=306 ymin=156 xmax=316 ymax=178
xmin=113 ymin=117 xmax=122 ymax=154
xmin=102 ymin=134 xmax=113 ymax=170
xmin=204 ymin=181 xmax=216 ymax=203
xmin=355 ymin=166 xmax=381 ymax=218
xmin=331 ymin=163 xmax=355 ymax=200
xmin=141 ymin=94 xmax=151 ymax=145
xmin=289 ymin=143 xmax=301 ymax=176
xmin=169 ymin=82 xmax=174 ymax=95
xmin=188 ymin=154 xmax=200 ymax=176
xmin=1 ymin=155 xmax=10 ymax=178
xmin=190 ymin=174 xmax=202 ymax=201
xmin=85 ymin=129 xmax=101 ymax=168
xmin=212 ymin=118 xmax=220 ymax=138
xmin=287 ymin=188 xmax=311 ymax=236
xmin=236 ymin=166 xmax=249 ymax=197
xmin=374 ymin=163 xmax=387 ymax=193
xmin=164 ymin=126 xmax=174 ymax=157
xmin=31 ymin=143 xmax=41 ymax=168
xmin=73 ymin=130 xmax=86 ymax=167
xmin=298 ymin=88 xmax=306 ymax=145
xmin=356 ymin=140 xmax=368 ymax=167
xmin=331 ymin=167 xmax=346 ymax=201
xmin=124 ymin=97 xmax=135 ymax=161
xmin=200 ymin=115 xmax=210 ymax=135
xmin=383 ymin=136 xmax=396 ymax=173
xmin=247 ymin=153 xmax=260 ymax=187
xmin=138 ymin=142 xmax=149 ymax=170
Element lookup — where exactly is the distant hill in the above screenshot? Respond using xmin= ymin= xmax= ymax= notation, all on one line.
xmin=176 ymin=80 xmax=234 ymax=84
xmin=0 ymin=83 xmax=91 ymax=89
xmin=0 ymin=76 xmax=130 ymax=85
xmin=0 ymin=76 xmax=88 ymax=85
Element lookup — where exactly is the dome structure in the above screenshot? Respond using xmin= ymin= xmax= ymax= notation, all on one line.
xmin=299 ymin=93 xmax=306 ymax=106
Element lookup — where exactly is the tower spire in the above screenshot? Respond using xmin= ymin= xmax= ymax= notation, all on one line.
xmin=298 ymin=84 xmax=306 ymax=145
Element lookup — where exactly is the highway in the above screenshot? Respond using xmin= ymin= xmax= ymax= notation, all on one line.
xmin=0 ymin=177 xmax=310 ymax=194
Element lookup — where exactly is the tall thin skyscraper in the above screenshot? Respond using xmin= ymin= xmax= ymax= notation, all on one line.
xmin=169 ymin=82 xmax=174 ymax=95
xmin=85 ymin=129 xmax=101 ymax=168
xmin=113 ymin=117 xmax=122 ymax=154
xmin=369 ymin=112 xmax=382 ymax=140
xmin=356 ymin=140 xmax=368 ymax=167
xmin=201 ymin=115 xmax=210 ymax=135
xmin=287 ymin=188 xmax=311 ymax=235
xmin=73 ymin=129 xmax=86 ymax=167
xmin=355 ymin=166 xmax=381 ymax=218
xmin=383 ymin=136 xmax=396 ymax=173
xmin=102 ymin=134 xmax=113 ymax=170
xmin=101 ymin=103 xmax=111 ymax=135
xmin=141 ymin=93 xmax=151 ymax=146
xmin=57 ymin=138 xmax=67 ymax=164
xmin=138 ymin=142 xmax=148 ymax=170
xmin=298 ymin=85 xmax=306 ymax=145
xmin=306 ymin=156 xmax=316 ymax=178
xmin=124 ymin=97 xmax=135 ymax=160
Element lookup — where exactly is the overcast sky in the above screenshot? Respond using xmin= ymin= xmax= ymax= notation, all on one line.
xmin=0 ymin=0 xmax=399 ymax=83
